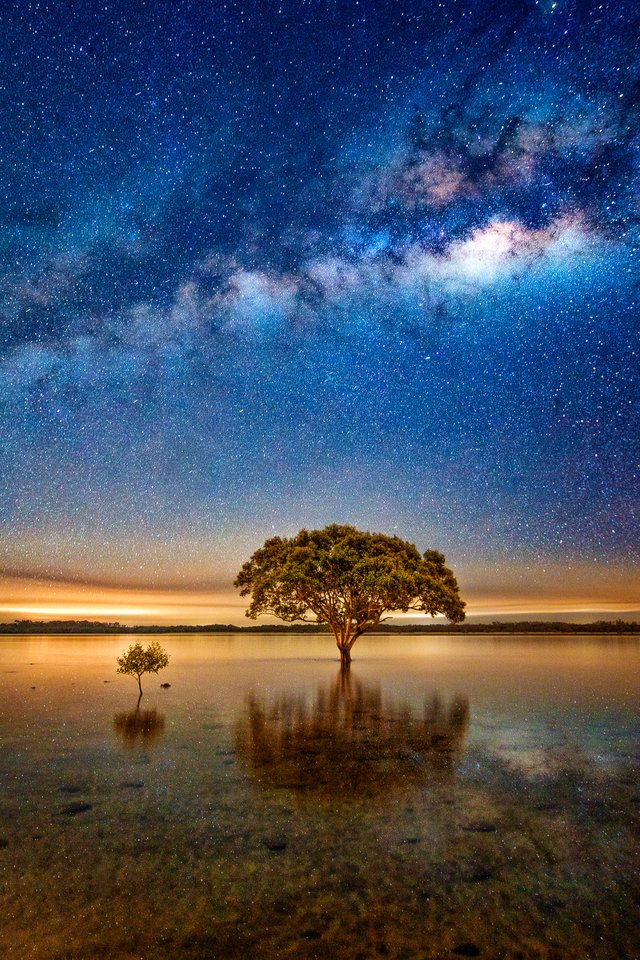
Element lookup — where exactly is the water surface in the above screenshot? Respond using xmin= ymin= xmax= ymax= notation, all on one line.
xmin=1 ymin=634 xmax=638 ymax=959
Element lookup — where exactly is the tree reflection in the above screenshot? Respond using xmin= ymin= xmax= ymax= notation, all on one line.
xmin=113 ymin=704 xmax=165 ymax=749
xmin=236 ymin=669 xmax=469 ymax=797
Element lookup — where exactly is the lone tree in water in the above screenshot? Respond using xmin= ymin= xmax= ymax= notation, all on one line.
xmin=117 ymin=641 xmax=170 ymax=696
xmin=235 ymin=524 xmax=465 ymax=666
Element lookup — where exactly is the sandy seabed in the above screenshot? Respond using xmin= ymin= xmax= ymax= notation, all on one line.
xmin=1 ymin=634 xmax=638 ymax=959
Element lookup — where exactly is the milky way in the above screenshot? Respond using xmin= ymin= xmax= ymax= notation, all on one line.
xmin=1 ymin=0 xmax=638 ymax=617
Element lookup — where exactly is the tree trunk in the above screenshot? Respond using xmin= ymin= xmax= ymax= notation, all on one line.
xmin=334 ymin=623 xmax=359 ymax=667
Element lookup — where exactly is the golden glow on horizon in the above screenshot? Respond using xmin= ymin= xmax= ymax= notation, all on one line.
xmin=0 ymin=577 xmax=246 ymax=624
xmin=0 ymin=573 xmax=638 ymax=625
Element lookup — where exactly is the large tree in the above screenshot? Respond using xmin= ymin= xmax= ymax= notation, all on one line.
xmin=234 ymin=524 xmax=465 ymax=665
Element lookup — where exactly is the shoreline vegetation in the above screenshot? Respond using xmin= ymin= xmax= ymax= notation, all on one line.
xmin=0 ymin=618 xmax=638 ymax=635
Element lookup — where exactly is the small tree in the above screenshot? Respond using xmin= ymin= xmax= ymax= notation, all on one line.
xmin=235 ymin=524 xmax=465 ymax=665
xmin=116 ymin=641 xmax=169 ymax=696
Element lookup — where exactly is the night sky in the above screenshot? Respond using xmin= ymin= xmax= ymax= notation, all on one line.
xmin=1 ymin=0 xmax=638 ymax=623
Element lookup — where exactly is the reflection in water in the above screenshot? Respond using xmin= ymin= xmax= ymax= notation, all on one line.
xmin=113 ymin=704 xmax=165 ymax=748
xmin=237 ymin=668 xmax=469 ymax=796
xmin=1 ymin=636 xmax=638 ymax=960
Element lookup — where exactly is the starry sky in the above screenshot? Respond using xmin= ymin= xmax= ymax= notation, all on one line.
xmin=1 ymin=0 xmax=639 ymax=624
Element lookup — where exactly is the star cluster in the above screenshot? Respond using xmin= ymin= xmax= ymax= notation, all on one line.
xmin=0 ymin=0 xmax=638 ymax=617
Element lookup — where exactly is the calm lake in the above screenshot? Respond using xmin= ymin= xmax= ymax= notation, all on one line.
xmin=1 ymin=633 xmax=638 ymax=960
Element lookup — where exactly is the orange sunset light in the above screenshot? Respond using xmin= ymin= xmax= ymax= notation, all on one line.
xmin=1 ymin=571 xmax=637 ymax=626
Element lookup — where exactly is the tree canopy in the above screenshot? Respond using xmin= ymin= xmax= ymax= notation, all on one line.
xmin=116 ymin=640 xmax=170 ymax=696
xmin=234 ymin=524 xmax=465 ymax=664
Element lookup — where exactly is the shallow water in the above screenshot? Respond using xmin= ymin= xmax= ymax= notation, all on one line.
xmin=1 ymin=633 xmax=638 ymax=960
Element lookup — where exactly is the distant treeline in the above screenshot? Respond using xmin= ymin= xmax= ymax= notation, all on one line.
xmin=1 ymin=619 xmax=639 ymax=635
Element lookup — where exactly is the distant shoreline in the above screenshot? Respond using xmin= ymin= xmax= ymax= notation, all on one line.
xmin=1 ymin=619 xmax=639 ymax=635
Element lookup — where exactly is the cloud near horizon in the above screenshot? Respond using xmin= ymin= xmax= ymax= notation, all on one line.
xmin=2 ymin=561 xmax=638 ymax=626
